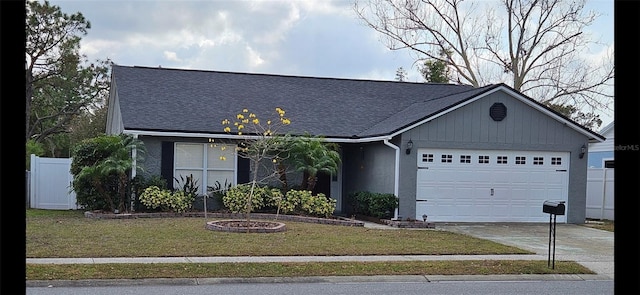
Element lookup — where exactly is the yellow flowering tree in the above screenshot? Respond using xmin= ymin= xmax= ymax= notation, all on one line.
xmin=218 ymin=107 xmax=292 ymax=225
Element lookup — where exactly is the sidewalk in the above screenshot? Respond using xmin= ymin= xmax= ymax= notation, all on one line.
xmin=26 ymin=254 xmax=547 ymax=265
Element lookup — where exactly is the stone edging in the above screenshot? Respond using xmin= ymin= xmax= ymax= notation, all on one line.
xmin=205 ymin=220 xmax=287 ymax=233
xmin=381 ymin=219 xmax=436 ymax=229
xmin=84 ymin=211 xmax=365 ymax=227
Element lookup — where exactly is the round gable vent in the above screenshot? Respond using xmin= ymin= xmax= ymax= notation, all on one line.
xmin=490 ymin=102 xmax=507 ymax=121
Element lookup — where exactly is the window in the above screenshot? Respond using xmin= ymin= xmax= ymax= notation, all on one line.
xmin=422 ymin=154 xmax=434 ymax=162
xmin=533 ymin=157 xmax=544 ymax=165
xmin=551 ymin=157 xmax=562 ymax=165
xmin=478 ymin=155 xmax=489 ymax=164
xmin=515 ymin=156 xmax=526 ymax=165
xmin=604 ymin=160 xmax=614 ymax=168
xmin=175 ymin=143 xmax=236 ymax=195
xmin=460 ymin=155 xmax=471 ymax=163
xmin=441 ymin=154 xmax=452 ymax=163
xmin=497 ymin=156 xmax=508 ymax=164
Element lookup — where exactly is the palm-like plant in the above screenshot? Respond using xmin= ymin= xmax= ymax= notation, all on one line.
xmin=288 ymin=135 xmax=341 ymax=192
xmin=72 ymin=134 xmax=145 ymax=212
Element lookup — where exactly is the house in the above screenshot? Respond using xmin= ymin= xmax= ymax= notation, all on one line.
xmin=106 ymin=65 xmax=605 ymax=224
xmin=588 ymin=122 xmax=614 ymax=168
xmin=586 ymin=122 xmax=614 ymax=220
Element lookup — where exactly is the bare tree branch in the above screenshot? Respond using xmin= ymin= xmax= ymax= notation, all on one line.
xmin=354 ymin=0 xmax=613 ymax=129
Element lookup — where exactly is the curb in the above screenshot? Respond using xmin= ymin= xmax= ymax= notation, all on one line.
xmin=26 ymin=274 xmax=612 ymax=288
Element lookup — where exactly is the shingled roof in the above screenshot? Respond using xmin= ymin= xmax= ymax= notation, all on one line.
xmin=109 ymin=65 xmax=603 ymax=141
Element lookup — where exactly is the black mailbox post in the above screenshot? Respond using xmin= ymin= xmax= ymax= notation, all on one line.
xmin=543 ymin=200 xmax=565 ymax=269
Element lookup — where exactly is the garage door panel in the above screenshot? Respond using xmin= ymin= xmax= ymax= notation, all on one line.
xmin=416 ymin=149 xmax=569 ymax=222
xmin=456 ymin=188 xmax=474 ymax=199
xmin=510 ymin=188 xmax=531 ymax=199
xmin=474 ymin=171 xmax=494 ymax=183
xmin=509 ymin=204 xmax=530 ymax=217
xmin=509 ymin=172 xmax=532 ymax=184
xmin=544 ymin=174 xmax=566 ymax=185
xmin=492 ymin=171 xmax=513 ymax=184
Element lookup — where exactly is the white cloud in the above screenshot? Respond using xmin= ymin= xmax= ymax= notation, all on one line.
xmin=246 ymin=45 xmax=265 ymax=68
xmin=163 ymin=51 xmax=181 ymax=62
xmin=254 ymin=2 xmax=301 ymax=45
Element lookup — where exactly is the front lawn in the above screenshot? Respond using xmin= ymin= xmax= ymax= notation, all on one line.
xmin=26 ymin=209 xmax=595 ymax=280
xmin=26 ymin=209 xmax=530 ymax=257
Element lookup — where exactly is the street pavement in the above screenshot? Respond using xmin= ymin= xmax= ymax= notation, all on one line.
xmin=26 ymin=221 xmax=614 ymax=287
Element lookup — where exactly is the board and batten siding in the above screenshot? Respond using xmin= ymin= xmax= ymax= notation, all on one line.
xmin=412 ymin=92 xmax=578 ymax=146
xmin=397 ymin=91 xmax=590 ymax=223
xmin=341 ymin=143 xmax=396 ymax=213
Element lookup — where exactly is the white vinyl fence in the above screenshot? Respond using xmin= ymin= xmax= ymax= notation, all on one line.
xmin=28 ymin=155 xmax=78 ymax=210
xmin=585 ymin=168 xmax=614 ymax=220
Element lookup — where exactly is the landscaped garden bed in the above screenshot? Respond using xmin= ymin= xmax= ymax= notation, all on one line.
xmin=84 ymin=210 xmax=365 ymax=227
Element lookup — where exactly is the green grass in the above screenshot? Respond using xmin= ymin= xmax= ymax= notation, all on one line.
xmin=26 ymin=209 xmax=595 ymax=280
xmin=26 ymin=209 xmax=531 ymax=258
xmin=26 ymin=261 xmax=593 ymax=280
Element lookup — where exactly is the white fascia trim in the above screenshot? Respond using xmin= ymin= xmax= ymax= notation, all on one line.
xmin=389 ymin=85 xmax=605 ymax=142
xmin=122 ymin=130 xmax=392 ymax=143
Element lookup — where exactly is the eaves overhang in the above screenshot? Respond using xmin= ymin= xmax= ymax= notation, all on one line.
xmin=122 ymin=129 xmax=393 ymax=144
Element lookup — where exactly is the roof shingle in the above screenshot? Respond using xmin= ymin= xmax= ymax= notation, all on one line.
xmin=112 ymin=65 xmax=480 ymax=138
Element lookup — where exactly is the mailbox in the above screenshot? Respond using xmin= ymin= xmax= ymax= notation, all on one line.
xmin=543 ymin=201 xmax=565 ymax=215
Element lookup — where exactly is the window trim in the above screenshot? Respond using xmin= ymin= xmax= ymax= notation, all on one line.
xmin=174 ymin=142 xmax=237 ymax=195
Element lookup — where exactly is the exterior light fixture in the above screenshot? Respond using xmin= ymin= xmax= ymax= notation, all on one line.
xmin=406 ymin=139 xmax=414 ymax=155
xmin=422 ymin=214 xmax=428 ymax=222
xmin=579 ymin=144 xmax=586 ymax=159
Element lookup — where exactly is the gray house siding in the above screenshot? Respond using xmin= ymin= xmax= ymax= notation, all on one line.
xmin=135 ymin=136 xmax=250 ymax=189
xmin=341 ymin=143 xmax=396 ymax=213
xmin=105 ymin=84 xmax=124 ymax=135
xmin=136 ymin=136 xmax=163 ymax=178
xmin=396 ymin=91 xmax=590 ymax=223
xmin=137 ymin=135 xmax=338 ymax=206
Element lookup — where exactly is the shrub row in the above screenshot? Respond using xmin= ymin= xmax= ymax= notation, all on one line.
xmin=223 ymin=184 xmax=336 ymax=218
xmin=347 ymin=191 xmax=398 ymax=218
xmin=139 ymin=186 xmax=195 ymax=213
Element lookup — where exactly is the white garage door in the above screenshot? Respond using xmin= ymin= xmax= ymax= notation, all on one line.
xmin=416 ymin=149 xmax=568 ymax=223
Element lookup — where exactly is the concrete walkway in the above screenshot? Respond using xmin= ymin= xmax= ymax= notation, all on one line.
xmin=26 ymin=221 xmax=614 ymax=286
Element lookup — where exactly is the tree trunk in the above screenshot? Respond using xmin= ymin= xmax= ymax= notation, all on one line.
xmin=26 ymin=69 xmax=33 ymax=144
xmin=307 ymin=174 xmax=317 ymax=192
xmin=246 ymin=160 xmax=260 ymax=232
xmin=277 ymin=162 xmax=288 ymax=190
xmin=118 ymin=174 xmax=127 ymax=213
xmin=301 ymin=171 xmax=309 ymax=190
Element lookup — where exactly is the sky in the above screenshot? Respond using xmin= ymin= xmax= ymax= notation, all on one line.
xmin=46 ymin=0 xmax=614 ymax=128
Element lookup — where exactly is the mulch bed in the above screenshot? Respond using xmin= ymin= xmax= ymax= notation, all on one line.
xmin=354 ymin=214 xmax=436 ymax=229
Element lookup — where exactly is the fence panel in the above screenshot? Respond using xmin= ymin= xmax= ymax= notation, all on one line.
xmin=29 ymin=155 xmax=77 ymax=210
xmin=585 ymin=168 xmax=614 ymax=220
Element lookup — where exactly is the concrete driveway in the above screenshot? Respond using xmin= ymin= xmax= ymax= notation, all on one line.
xmin=436 ymin=222 xmax=614 ymax=279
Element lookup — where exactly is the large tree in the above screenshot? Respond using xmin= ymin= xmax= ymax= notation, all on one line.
xmin=354 ymin=0 xmax=613 ymax=129
xmin=26 ymin=0 xmax=110 ymax=156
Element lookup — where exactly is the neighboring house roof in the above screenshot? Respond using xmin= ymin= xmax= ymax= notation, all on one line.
xmin=108 ymin=65 xmax=605 ymax=142
xmin=599 ymin=121 xmax=614 ymax=136
xmin=589 ymin=121 xmax=614 ymax=153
